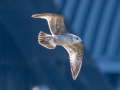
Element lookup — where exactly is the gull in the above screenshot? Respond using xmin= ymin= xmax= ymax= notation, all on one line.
xmin=32 ymin=13 xmax=84 ymax=80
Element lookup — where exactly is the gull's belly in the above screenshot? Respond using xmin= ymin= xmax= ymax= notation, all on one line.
xmin=53 ymin=34 xmax=73 ymax=45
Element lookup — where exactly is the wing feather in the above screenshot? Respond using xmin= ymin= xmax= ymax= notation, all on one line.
xmin=32 ymin=13 xmax=68 ymax=35
xmin=63 ymin=43 xmax=84 ymax=80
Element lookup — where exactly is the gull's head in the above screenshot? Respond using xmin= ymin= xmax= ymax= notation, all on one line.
xmin=73 ymin=35 xmax=84 ymax=44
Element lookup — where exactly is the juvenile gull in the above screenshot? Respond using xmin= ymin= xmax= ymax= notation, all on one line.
xmin=32 ymin=13 xmax=84 ymax=80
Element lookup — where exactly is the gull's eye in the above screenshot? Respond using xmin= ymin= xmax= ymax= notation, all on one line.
xmin=76 ymin=37 xmax=79 ymax=40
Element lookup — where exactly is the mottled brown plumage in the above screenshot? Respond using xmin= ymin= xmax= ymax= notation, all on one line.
xmin=63 ymin=44 xmax=84 ymax=80
xmin=32 ymin=13 xmax=68 ymax=34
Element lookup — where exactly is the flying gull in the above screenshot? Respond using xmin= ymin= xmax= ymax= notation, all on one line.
xmin=32 ymin=13 xmax=84 ymax=80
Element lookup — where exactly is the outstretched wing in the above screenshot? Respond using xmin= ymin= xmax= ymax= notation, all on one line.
xmin=63 ymin=43 xmax=84 ymax=80
xmin=32 ymin=13 xmax=68 ymax=35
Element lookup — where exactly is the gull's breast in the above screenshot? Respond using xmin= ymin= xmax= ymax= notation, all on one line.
xmin=53 ymin=34 xmax=73 ymax=45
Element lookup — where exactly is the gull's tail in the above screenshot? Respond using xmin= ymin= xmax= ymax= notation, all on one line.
xmin=38 ymin=31 xmax=56 ymax=49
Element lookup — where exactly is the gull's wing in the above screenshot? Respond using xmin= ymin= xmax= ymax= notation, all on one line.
xmin=63 ymin=43 xmax=84 ymax=80
xmin=32 ymin=13 xmax=68 ymax=35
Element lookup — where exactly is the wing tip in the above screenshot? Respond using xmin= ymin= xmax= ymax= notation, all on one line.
xmin=71 ymin=72 xmax=79 ymax=80
xmin=31 ymin=14 xmax=40 ymax=18
xmin=70 ymin=62 xmax=82 ymax=80
xmin=72 ymin=76 xmax=77 ymax=80
xmin=31 ymin=13 xmax=64 ymax=18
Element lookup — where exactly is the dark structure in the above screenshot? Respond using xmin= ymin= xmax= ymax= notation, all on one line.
xmin=0 ymin=0 xmax=119 ymax=90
